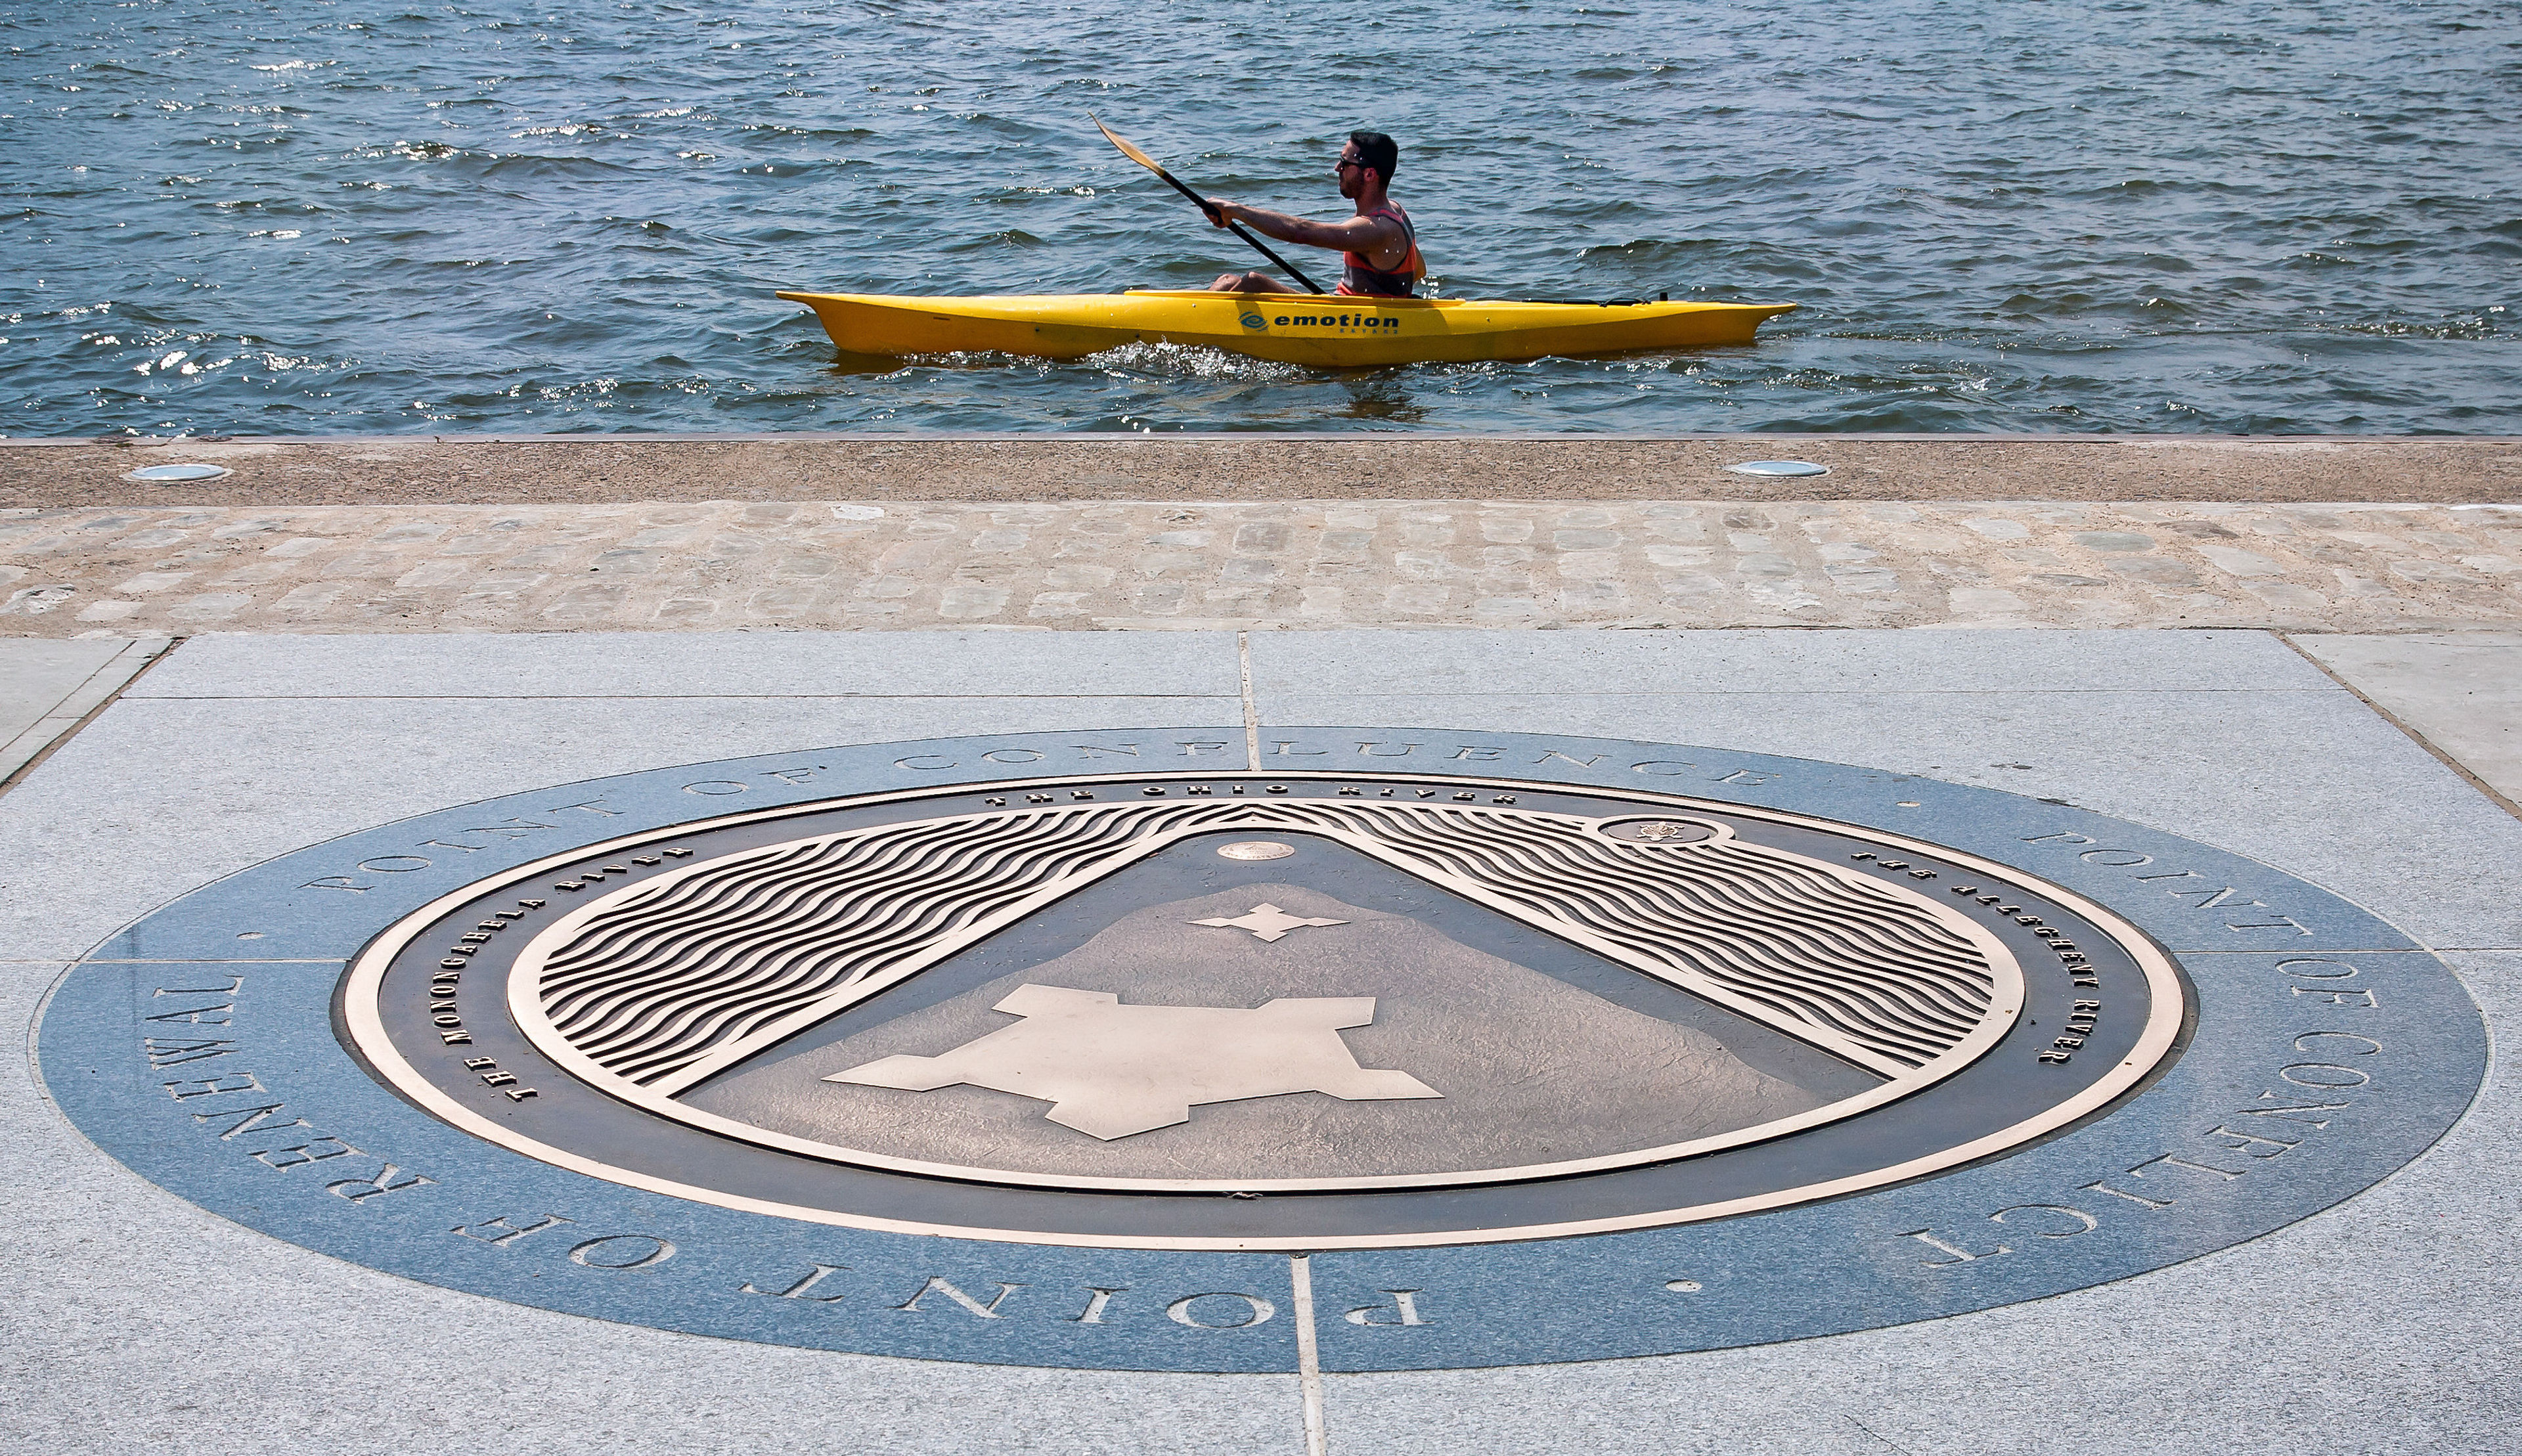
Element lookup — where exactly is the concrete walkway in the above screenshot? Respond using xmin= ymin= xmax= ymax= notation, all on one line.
xmin=3 ymin=432 xmax=2517 ymax=1455
xmin=2293 ymin=632 xmax=2522 ymax=810
xmin=5 ymin=498 xmax=2517 ymax=635
xmin=5 ymin=626 xmax=2519 ymax=1455
xmin=12 ymin=433 xmax=2520 ymax=508
xmin=0 ymin=636 xmax=167 ymax=785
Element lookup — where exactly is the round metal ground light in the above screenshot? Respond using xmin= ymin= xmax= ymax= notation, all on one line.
xmin=1724 ymin=460 xmax=1829 ymax=477
xmin=122 ymin=462 xmax=232 ymax=483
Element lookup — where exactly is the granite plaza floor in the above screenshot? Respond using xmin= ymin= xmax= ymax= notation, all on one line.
xmin=1 ymin=623 xmax=2517 ymax=1455
xmin=3 ymin=436 xmax=2517 ymax=1455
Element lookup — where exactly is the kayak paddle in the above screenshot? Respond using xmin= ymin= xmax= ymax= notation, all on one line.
xmin=1092 ymin=116 xmax=1327 ymax=296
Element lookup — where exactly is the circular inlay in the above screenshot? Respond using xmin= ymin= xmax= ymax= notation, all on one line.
xmin=1216 ymin=840 xmax=1296 ymax=860
xmin=330 ymin=768 xmax=2164 ymax=1247
xmin=36 ymin=727 xmax=2483 ymax=1371
xmin=1598 ymin=816 xmax=1723 ymax=845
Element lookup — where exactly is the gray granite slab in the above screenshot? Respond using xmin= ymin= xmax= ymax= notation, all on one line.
xmin=0 ymin=639 xmax=128 ymax=742
xmin=2291 ymin=631 xmax=2522 ymax=807
xmin=1247 ymin=674 xmax=2522 ymax=951
xmin=129 ymin=628 xmax=1245 ymax=699
xmin=1226 ymin=723 xmax=2420 ymax=954
xmin=1245 ymin=627 xmax=2339 ymax=696
xmin=1 ymin=970 xmax=1310 ymax=1456
xmin=1316 ymin=949 xmax=2522 ymax=1455
xmin=0 ymin=636 xmax=167 ymax=782
xmin=7 ymin=628 xmax=2515 ymax=1453
xmin=51 ymin=726 xmax=2459 ymax=1336
xmin=0 ymin=695 xmax=1239 ymax=967
xmin=3 ymin=629 xmax=1304 ymax=1453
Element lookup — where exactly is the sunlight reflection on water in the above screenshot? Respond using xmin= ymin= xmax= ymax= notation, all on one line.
xmin=1 ymin=0 xmax=2515 ymax=435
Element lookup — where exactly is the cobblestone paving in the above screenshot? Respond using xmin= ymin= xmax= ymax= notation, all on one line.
xmin=3 ymin=498 xmax=2517 ymax=636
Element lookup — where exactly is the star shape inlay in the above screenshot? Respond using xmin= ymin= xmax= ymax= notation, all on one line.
xmin=828 ymin=983 xmax=1437 ymax=1139
xmin=1190 ymin=902 xmax=1350 ymax=942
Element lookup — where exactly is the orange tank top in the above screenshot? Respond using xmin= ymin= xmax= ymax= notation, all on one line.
xmin=1338 ymin=202 xmax=1424 ymax=298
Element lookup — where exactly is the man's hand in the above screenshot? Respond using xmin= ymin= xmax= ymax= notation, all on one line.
xmin=1202 ymin=197 xmax=1240 ymax=228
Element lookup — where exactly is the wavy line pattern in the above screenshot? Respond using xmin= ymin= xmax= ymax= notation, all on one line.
xmin=531 ymin=797 xmax=1998 ymax=1088
xmin=540 ymin=805 xmax=1214 ymax=1085
xmin=1308 ymin=804 xmax=1993 ymax=1067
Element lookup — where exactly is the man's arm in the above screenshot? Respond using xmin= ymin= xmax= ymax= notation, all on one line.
xmin=1205 ymin=200 xmax=1400 ymax=257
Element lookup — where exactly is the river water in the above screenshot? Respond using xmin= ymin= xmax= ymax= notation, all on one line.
xmin=4 ymin=0 xmax=2516 ymax=437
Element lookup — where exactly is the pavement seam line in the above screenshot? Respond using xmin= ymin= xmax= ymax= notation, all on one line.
xmin=72 ymin=958 xmax=347 ymax=965
xmin=108 ymin=689 xmax=2348 ymax=701
xmin=32 ymin=430 xmax=2522 ymax=445
xmin=1239 ymin=631 xmax=1261 ymax=770
xmin=121 ymin=692 xmax=1250 ymax=702
xmin=1289 ymin=1254 xmax=1327 ymax=1456
xmin=2274 ymin=630 xmax=2522 ymax=822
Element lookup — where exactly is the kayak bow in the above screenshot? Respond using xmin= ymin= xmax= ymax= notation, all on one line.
xmin=776 ymin=288 xmax=1795 ymax=366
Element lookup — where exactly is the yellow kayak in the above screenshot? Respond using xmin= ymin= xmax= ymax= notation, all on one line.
xmin=776 ymin=288 xmax=1794 ymax=366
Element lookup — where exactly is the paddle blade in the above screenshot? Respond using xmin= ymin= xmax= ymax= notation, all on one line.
xmin=1092 ymin=116 xmax=1166 ymax=176
xmin=1092 ymin=114 xmax=1222 ymax=222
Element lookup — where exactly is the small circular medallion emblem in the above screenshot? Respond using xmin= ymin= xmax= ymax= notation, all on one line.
xmin=1216 ymin=840 xmax=1297 ymax=860
xmin=1599 ymin=817 xmax=1722 ymax=844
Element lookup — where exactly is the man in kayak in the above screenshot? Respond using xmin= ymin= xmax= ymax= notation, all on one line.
xmin=1203 ymin=131 xmax=1424 ymax=297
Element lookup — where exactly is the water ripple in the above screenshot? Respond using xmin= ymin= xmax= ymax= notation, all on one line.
xmin=1 ymin=0 xmax=2516 ymax=435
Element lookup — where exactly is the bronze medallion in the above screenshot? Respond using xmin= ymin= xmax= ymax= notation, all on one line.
xmin=342 ymin=768 xmax=2180 ymax=1248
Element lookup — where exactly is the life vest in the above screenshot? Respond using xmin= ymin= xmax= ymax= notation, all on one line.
xmin=1337 ymin=202 xmax=1425 ymax=298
